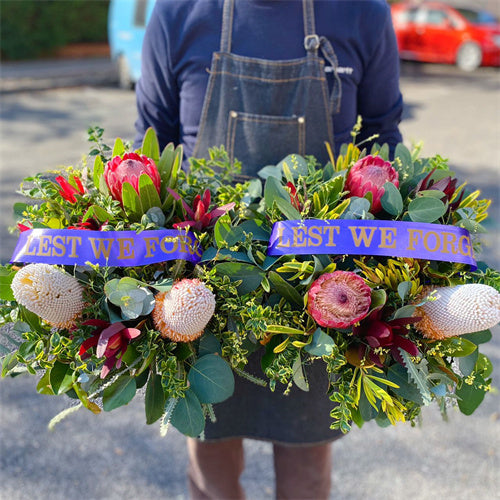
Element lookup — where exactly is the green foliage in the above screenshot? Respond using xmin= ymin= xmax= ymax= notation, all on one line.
xmin=1 ymin=0 xmax=110 ymax=60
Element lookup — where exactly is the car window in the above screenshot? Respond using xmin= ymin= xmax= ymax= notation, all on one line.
xmin=426 ymin=9 xmax=449 ymax=26
xmin=456 ymin=8 xmax=498 ymax=24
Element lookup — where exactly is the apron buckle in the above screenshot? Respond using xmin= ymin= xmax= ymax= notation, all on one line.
xmin=304 ymin=34 xmax=320 ymax=51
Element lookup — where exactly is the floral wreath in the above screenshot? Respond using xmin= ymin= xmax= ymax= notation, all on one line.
xmin=0 ymin=125 xmax=498 ymax=437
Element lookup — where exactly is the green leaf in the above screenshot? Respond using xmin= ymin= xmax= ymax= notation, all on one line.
xmin=397 ymin=281 xmax=412 ymax=302
xmin=461 ymin=330 xmax=492 ymax=345
xmin=386 ymin=363 xmax=423 ymax=404
xmin=93 ymin=155 xmax=104 ymax=192
xmin=82 ymin=204 xmax=114 ymax=223
xmin=188 ymin=354 xmax=235 ymax=404
xmin=408 ymin=197 xmax=447 ymax=223
xmin=292 ymin=353 xmax=309 ymax=391
xmin=13 ymin=202 xmax=29 ymax=217
xmin=400 ymin=350 xmax=432 ymax=405
xmin=441 ymin=337 xmax=477 ymax=357
xmin=381 ymin=182 xmax=403 ymax=216
xmin=198 ymin=334 xmax=222 ymax=357
xmin=369 ymin=289 xmax=387 ymax=313
xmin=121 ymin=181 xmax=143 ymax=219
xmin=145 ymin=373 xmax=166 ymax=424
xmin=277 ymin=154 xmax=309 ymax=179
xmin=359 ymin=385 xmax=379 ymax=422
xmin=393 ymin=305 xmax=416 ymax=319
xmin=112 ymin=137 xmax=125 ymax=157
xmin=274 ymin=197 xmax=302 ymax=221
xmin=36 ymin=370 xmax=55 ymax=395
xmin=394 ymin=143 xmax=413 ymax=178
xmin=304 ymin=328 xmax=335 ymax=357
xmin=170 ymin=389 xmax=205 ymax=437
xmin=476 ymin=353 xmax=493 ymax=378
xmin=456 ymin=374 xmax=487 ymax=415
xmin=215 ymin=262 xmax=265 ymax=294
xmin=49 ymin=361 xmax=74 ymax=395
xmin=268 ymin=271 xmax=303 ymax=307
xmin=458 ymin=350 xmax=479 ymax=377
xmin=264 ymin=176 xmax=289 ymax=209
xmin=266 ymin=325 xmax=306 ymax=336
xmin=102 ymin=375 xmax=137 ymax=411
xmin=138 ymin=173 xmax=162 ymax=212
xmin=0 ymin=270 xmax=15 ymax=301
xmin=141 ymin=127 xmax=160 ymax=162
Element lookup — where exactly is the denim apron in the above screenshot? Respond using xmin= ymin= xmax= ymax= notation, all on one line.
xmin=198 ymin=0 xmax=343 ymax=444
xmin=193 ymin=0 xmax=341 ymax=176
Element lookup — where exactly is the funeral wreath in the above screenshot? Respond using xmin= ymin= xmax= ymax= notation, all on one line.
xmin=0 ymin=126 xmax=498 ymax=437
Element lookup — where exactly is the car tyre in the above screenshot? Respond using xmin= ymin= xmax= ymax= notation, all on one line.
xmin=117 ymin=54 xmax=134 ymax=90
xmin=456 ymin=42 xmax=482 ymax=71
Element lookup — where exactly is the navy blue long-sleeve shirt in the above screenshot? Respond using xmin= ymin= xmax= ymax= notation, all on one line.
xmin=135 ymin=0 xmax=403 ymax=160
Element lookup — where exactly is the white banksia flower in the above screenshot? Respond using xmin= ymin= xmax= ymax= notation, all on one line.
xmin=414 ymin=284 xmax=500 ymax=340
xmin=11 ymin=263 xmax=84 ymax=329
xmin=152 ymin=279 xmax=215 ymax=342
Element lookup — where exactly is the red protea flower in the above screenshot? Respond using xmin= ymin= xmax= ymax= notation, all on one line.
xmin=345 ymin=155 xmax=399 ymax=214
xmin=286 ymin=182 xmax=303 ymax=212
xmin=413 ymin=169 xmax=464 ymax=211
xmin=167 ymin=188 xmax=235 ymax=231
xmin=17 ymin=222 xmax=32 ymax=232
xmin=55 ymin=174 xmax=85 ymax=203
xmin=67 ymin=217 xmax=102 ymax=231
xmin=104 ymin=152 xmax=161 ymax=204
xmin=307 ymin=271 xmax=372 ymax=328
xmin=79 ymin=319 xmax=141 ymax=378
xmin=352 ymin=308 xmax=420 ymax=366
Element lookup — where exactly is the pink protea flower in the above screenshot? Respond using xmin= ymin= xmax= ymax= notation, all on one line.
xmin=167 ymin=188 xmax=235 ymax=231
xmin=79 ymin=319 xmax=141 ymax=379
xmin=345 ymin=155 xmax=399 ymax=214
xmin=307 ymin=271 xmax=372 ymax=329
xmin=104 ymin=152 xmax=161 ymax=204
xmin=152 ymin=279 xmax=216 ymax=342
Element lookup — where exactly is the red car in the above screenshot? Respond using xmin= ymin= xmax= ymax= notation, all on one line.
xmin=391 ymin=2 xmax=500 ymax=70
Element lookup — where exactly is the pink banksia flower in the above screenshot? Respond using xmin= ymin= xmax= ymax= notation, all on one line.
xmin=307 ymin=271 xmax=372 ymax=329
xmin=345 ymin=155 xmax=399 ymax=214
xmin=414 ymin=284 xmax=500 ymax=340
xmin=152 ymin=279 xmax=216 ymax=342
xmin=104 ymin=152 xmax=161 ymax=204
xmin=11 ymin=263 xmax=84 ymax=329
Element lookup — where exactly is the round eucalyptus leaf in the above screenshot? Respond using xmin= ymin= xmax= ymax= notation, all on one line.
xmin=408 ymin=197 xmax=446 ymax=223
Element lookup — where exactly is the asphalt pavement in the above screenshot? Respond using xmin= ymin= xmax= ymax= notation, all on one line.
xmin=0 ymin=57 xmax=499 ymax=500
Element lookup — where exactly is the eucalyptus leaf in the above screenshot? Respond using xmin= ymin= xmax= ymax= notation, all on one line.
xmin=304 ymin=328 xmax=335 ymax=357
xmin=170 ymin=389 xmax=205 ymax=437
xmin=145 ymin=373 xmax=166 ymax=424
xmin=381 ymin=182 xmax=403 ymax=216
xmin=264 ymin=176 xmax=289 ymax=209
xmin=188 ymin=354 xmax=235 ymax=404
xmin=292 ymin=353 xmax=309 ymax=391
xmin=408 ymin=197 xmax=446 ymax=223
xmin=198 ymin=334 xmax=223 ymax=357
xmin=456 ymin=374 xmax=487 ymax=415
xmin=215 ymin=262 xmax=265 ymax=294
xmin=458 ymin=350 xmax=479 ymax=377
xmin=274 ymin=197 xmax=302 ymax=221
xmin=102 ymin=375 xmax=137 ymax=411
xmin=277 ymin=154 xmax=309 ymax=179
xmin=397 ymin=281 xmax=413 ymax=302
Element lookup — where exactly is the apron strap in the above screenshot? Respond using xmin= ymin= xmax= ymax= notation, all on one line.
xmin=319 ymin=36 xmax=342 ymax=114
xmin=220 ymin=0 xmax=235 ymax=53
xmin=221 ymin=0 xmax=318 ymax=54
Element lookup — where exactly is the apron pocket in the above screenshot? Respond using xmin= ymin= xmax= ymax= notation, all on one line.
xmin=227 ymin=111 xmax=306 ymax=176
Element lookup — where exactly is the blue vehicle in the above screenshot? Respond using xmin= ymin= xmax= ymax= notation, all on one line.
xmin=108 ymin=0 xmax=155 ymax=88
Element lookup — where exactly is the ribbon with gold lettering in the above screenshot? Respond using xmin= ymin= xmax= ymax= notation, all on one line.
xmin=11 ymin=228 xmax=202 ymax=267
xmin=268 ymin=220 xmax=476 ymax=268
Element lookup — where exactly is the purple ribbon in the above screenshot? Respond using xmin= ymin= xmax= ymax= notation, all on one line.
xmin=268 ymin=220 xmax=476 ymax=269
xmin=11 ymin=229 xmax=202 ymax=267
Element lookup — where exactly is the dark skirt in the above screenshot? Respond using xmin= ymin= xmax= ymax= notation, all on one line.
xmin=204 ymin=350 xmax=344 ymax=445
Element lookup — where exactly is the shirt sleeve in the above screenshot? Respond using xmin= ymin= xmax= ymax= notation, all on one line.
xmin=134 ymin=1 xmax=180 ymax=150
xmin=356 ymin=3 xmax=403 ymax=156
